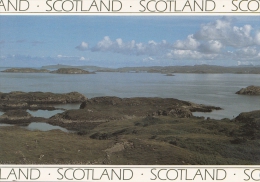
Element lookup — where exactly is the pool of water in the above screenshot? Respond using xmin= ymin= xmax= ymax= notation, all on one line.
xmin=27 ymin=109 xmax=64 ymax=118
xmin=192 ymin=111 xmax=235 ymax=120
xmin=0 ymin=122 xmax=69 ymax=132
xmin=0 ymin=123 xmax=13 ymax=127
xmin=24 ymin=122 xmax=69 ymax=132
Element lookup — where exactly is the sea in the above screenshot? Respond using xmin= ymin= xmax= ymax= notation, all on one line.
xmin=0 ymin=68 xmax=260 ymax=131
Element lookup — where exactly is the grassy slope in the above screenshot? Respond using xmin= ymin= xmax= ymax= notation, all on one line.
xmin=1 ymin=116 xmax=259 ymax=165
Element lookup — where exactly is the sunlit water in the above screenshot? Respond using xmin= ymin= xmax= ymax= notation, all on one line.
xmin=1 ymin=71 xmax=260 ymax=120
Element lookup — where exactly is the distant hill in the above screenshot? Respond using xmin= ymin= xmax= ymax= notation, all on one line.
xmin=40 ymin=64 xmax=260 ymax=74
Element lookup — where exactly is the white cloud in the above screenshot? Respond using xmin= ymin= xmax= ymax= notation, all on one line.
xmin=237 ymin=61 xmax=254 ymax=66
xmin=234 ymin=47 xmax=260 ymax=61
xmin=91 ymin=36 xmax=171 ymax=56
xmin=80 ymin=57 xmax=85 ymax=61
xmin=75 ymin=17 xmax=260 ymax=65
xmin=167 ymin=49 xmax=218 ymax=60
xmin=75 ymin=41 xmax=89 ymax=51
xmin=173 ymin=34 xmax=200 ymax=50
xmin=143 ymin=57 xmax=155 ymax=62
xmin=199 ymin=40 xmax=223 ymax=53
xmin=255 ymin=31 xmax=260 ymax=45
xmin=194 ymin=17 xmax=255 ymax=48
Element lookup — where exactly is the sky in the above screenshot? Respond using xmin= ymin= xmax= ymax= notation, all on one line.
xmin=0 ymin=16 xmax=260 ymax=68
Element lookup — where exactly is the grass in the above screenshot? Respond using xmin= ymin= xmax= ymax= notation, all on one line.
xmin=0 ymin=115 xmax=259 ymax=165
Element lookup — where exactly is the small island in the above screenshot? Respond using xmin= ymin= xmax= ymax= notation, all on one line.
xmin=0 ymin=91 xmax=87 ymax=111
xmin=165 ymin=73 xmax=175 ymax=76
xmin=1 ymin=68 xmax=50 ymax=73
xmin=236 ymin=85 xmax=260 ymax=95
xmin=50 ymin=68 xmax=93 ymax=74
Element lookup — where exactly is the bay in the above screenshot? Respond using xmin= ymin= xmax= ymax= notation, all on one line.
xmin=0 ymin=71 xmax=260 ymax=119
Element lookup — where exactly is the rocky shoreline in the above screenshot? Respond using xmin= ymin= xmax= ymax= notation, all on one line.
xmin=0 ymin=92 xmax=221 ymax=127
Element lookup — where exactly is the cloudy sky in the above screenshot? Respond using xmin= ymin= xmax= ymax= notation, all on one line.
xmin=0 ymin=16 xmax=260 ymax=67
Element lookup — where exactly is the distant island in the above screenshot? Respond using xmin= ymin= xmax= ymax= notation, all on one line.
xmin=1 ymin=68 xmax=49 ymax=73
xmin=1 ymin=67 xmax=94 ymax=74
xmin=50 ymin=68 xmax=94 ymax=74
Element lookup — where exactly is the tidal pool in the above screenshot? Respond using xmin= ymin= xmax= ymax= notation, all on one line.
xmin=27 ymin=109 xmax=64 ymax=118
xmin=25 ymin=122 xmax=69 ymax=132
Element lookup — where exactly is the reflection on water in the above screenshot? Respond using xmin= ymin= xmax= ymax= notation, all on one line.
xmin=0 ymin=122 xmax=69 ymax=132
xmin=0 ymin=111 xmax=3 ymax=116
xmin=0 ymin=123 xmax=13 ymax=127
xmin=25 ymin=122 xmax=69 ymax=132
xmin=27 ymin=109 xmax=64 ymax=118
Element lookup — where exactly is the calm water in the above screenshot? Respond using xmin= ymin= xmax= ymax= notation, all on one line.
xmin=27 ymin=109 xmax=64 ymax=118
xmin=1 ymin=71 xmax=260 ymax=119
xmin=25 ymin=122 xmax=69 ymax=132
xmin=0 ymin=122 xmax=69 ymax=132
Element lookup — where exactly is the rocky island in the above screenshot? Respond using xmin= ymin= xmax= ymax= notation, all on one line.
xmin=0 ymin=91 xmax=87 ymax=110
xmin=50 ymin=68 xmax=93 ymax=74
xmin=236 ymin=85 xmax=260 ymax=95
xmin=1 ymin=68 xmax=50 ymax=73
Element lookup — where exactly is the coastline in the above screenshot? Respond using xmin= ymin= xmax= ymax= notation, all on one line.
xmin=0 ymin=91 xmax=259 ymax=165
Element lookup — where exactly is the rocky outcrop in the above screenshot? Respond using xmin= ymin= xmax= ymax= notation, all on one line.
xmin=1 ymin=68 xmax=50 ymax=73
xmin=233 ymin=110 xmax=260 ymax=139
xmin=0 ymin=110 xmax=32 ymax=120
xmin=52 ymin=96 xmax=221 ymax=123
xmin=236 ymin=85 xmax=260 ymax=95
xmin=50 ymin=68 xmax=92 ymax=74
xmin=0 ymin=91 xmax=87 ymax=110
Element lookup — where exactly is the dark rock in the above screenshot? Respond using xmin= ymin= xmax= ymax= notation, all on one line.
xmin=165 ymin=73 xmax=175 ymax=76
xmin=90 ymin=132 xmax=111 ymax=140
xmin=230 ymin=137 xmax=246 ymax=144
xmin=0 ymin=110 xmax=32 ymax=120
xmin=53 ymin=96 xmax=221 ymax=123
